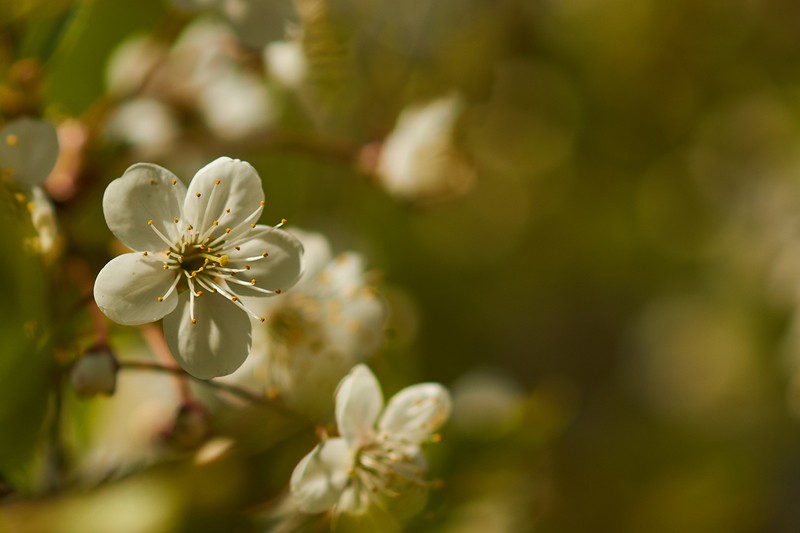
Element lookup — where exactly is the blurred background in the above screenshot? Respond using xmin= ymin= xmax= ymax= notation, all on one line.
xmin=3 ymin=0 xmax=800 ymax=531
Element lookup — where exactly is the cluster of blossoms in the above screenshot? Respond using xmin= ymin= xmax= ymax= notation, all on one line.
xmin=92 ymin=155 xmax=451 ymax=526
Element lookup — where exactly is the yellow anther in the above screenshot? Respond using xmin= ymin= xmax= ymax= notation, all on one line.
xmin=275 ymin=288 xmax=282 ymax=294
xmin=215 ymin=179 xmax=220 ymax=185
xmin=231 ymin=296 xmax=238 ymax=302
xmin=171 ymin=179 xmax=177 ymax=185
xmin=219 ymin=255 xmax=229 ymax=267
xmin=259 ymin=316 xmax=266 ymax=322
xmin=13 ymin=193 xmax=26 ymax=203
xmin=163 ymin=264 xmax=169 ymax=270
xmin=5 ymin=134 xmax=18 ymax=146
xmin=250 ymin=223 xmax=256 ymax=228
xmin=148 ymin=219 xmax=154 ymax=225
xmin=259 ymin=200 xmax=265 ymax=206
xmin=157 ymin=296 xmax=164 ymax=302
xmin=191 ymin=318 xmax=197 ymax=324
xmin=225 ymin=228 xmax=231 ymax=234
xmin=250 ymin=279 xmax=256 ymax=285
xmin=197 ymin=290 xmax=204 ymax=296
xmin=165 ymin=251 xmax=171 ymax=256
xmin=225 ymin=208 xmax=231 ymax=213
xmin=187 ymin=225 xmax=193 ymax=231
xmin=245 ymin=265 xmax=250 ymax=270
xmin=196 ymin=192 xmax=201 ymax=198
xmin=261 ymin=251 xmax=268 ymax=257
xmin=173 ymin=217 xmax=179 ymax=223
xmin=281 ymin=218 xmax=287 ymax=225
xmin=143 ymin=251 xmax=149 ymax=256
xmin=213 ymin=220 xmax=219 ymax=226
xmin=235 ymin=246 xmax=241 ymax=251
xmin=26 ymin=202 xmax=33 ymax=213
xmin=431 ymin=434 xmax=442 ymax=443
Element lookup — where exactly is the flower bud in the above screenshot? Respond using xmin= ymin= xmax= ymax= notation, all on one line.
xmin=70 ymin=347 xmax=119 ymax=397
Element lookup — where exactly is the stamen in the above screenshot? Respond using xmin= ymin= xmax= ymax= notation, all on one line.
xmin=197 ymin=277 xmax=266 ymax=322
xmin=156 ymin=274 xmax=182 ymax=302
xmin=148 ymin=220 xmax=176 ymax=248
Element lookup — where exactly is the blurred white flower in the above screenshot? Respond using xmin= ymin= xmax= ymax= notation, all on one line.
xmin=224 ymin=229 xmax=386 ymax=418
xmin=372 ymin=93 xmax=475 ymax=204
xmin=105 ymin=35 xmax=167 ymax=97
xmin=264 ymin=40 xmax=308 ymax=89
xmin=105 ymin=98 xmax=181 ymax=158
xmin=197 ymin=68 xmax=276 ymax=141
xmin=93 ymin=157 xmax=303 ymax=379
xmin=291 ymin=365 xmax=451 ymax=529
xmin=0 ymin=117 xmax=61 ymax=256
xmin=451 ymin=370 xmax=524 ymax=440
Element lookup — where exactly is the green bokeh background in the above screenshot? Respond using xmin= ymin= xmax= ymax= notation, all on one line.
xmin=3 ymin=0 xmax=800 ymax=531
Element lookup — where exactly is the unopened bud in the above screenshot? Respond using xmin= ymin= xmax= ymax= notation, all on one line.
xmin=70 ymin=346 xmax=119 ymax=397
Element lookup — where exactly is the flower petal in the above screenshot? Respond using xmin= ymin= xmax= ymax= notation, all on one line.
xmin=290 ymin=438 xmax=352 ymax=514
xmin=163 ymin=290 xmax=252 ymax=379
xmin=93 ymin=253 xmax=180 ymax=325
xmin=183 ymin=157 xmax=264 ymax=237
xmin=0 ymin=117 xmax=59 ymax=186
xmin=335 ymin=365 xmax=384 ymax=448
xmin=103 ymin=163 xmax=186 ymax=251
xmin=225 ymin=227 xmax=303 ymax=298
xmin=378 ymin=383 xmax=452 ymax=444
xmin=291 ymin=228 xmax=332 ymax=284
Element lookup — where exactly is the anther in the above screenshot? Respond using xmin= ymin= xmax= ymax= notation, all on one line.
xmin=231 ymin=296 xmax=238 ymax=302
xmin=143 ymin=251 xmax=149 ymax=256
xmin=235 ymin=246 xmax=241 ymax=251
xmin=5 ymin=134 xmax=18 ymax=146
xmin=259 ymin=200 xmax=265 ymax=206
xmin=431 ymin=434 xmax=442 ymax=443
xmin=148 ymin=219 xmax=154 ymax=225
xmin=250 ymin=223 xmax=256 ymax=229
xmin=261 ymin=252 xmax=268 ymax=257
xmin=196 ymin=192 xmax=201 ymax=198
xmin=215 ymin=180 xmax=220 ymax=185
xmin=171 ymin=179 xmax=177 ymax=185
xmin=157 ymin=296 xmax=164 ymax=302
xmin=187 ymin=225 xmax=193 ymax=231
xmin=250 ymin=279 xmax=256 ymax=285
xmin=259 ymin=317 xmax=266 ymax=322
xmin=219 ymin=255 xmax=229 ymax=267
xmin=191 ymin=318 xmax=197 ymax=324
xmin=173 ymin=217 xmax=179 ymax=223
xmin=274 ymin=288 xmax=282 ymax=294
xmin=163 ymin=264 xmax=169 ymax=270
xmin=245 ymin=265 xmax=250 ymax=270
xmin=281 ymin=218 xmax=287 ymax=224
xmin=225 ymin=208 xmax=230 ymax=213
xmin=225 ymin=228 xmax=231 ymax=233
xmin=213 ymin=220 xmax=219 ymax=226
xmin=13 ymin=193 xmax=26 ymax=203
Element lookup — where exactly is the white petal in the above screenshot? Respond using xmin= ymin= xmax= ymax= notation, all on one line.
xmin=93 ymin=253 xmax=180 ymax=325
xmin=335 ymin=365 xmax=383 ymax=448
xmin=290 ymin=438 xmax=352 ymax=514
xmin=0 ymin=117 xmax=59 ymax=186
xmin=225 ymin=227 xmax=303 ymax=298
xmin=291 ymin=228 xmax=332 ymax=284
xmin=183 ymin=157 xmax=264 ymax=237
xmin=103 ymin=163 xmax=187 ymax=251
xmin=163 ymin=290 xmax=252 ymax=379
xmin=378 ymin=383 xmax=452 ymax=444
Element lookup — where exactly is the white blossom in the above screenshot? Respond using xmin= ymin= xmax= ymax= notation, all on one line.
xmin=0 ymin=117 xmax=61 ymax=256
xmin=290 ymin=365 xmax=451 ymax=529
xmin=374 ymin=93 xmax=475 ymax=204
xmin=93 ymin=157 xmax=303 ymax=379
xmin=224 ymin=229 xmax=386 ymax=417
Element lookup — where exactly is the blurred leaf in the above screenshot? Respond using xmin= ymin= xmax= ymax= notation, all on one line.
xmin=0 ymin=204 xmax=51 ymax=490
xmin=44 ymin=0 xmax=166 ymax=115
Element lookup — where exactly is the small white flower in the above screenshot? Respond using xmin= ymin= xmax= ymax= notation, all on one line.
xmin=0 ymin=117 xmax=61 ymax=256
xmin=373 ymin=93 xmax=475 ymax=204
xmin=224 ymin=229 xmax=386 ymax=417
xmin=93 ymin=157 xmax=303 ymax=379
xmin=290 ymin=365 xmax=451 ymax=528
